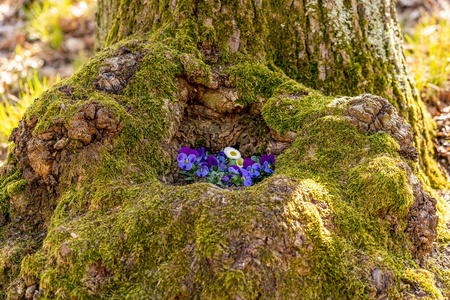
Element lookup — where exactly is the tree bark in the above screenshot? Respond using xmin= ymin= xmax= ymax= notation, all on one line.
xmin=97 ymin=0 xmax=409 ymax=101
xmin=94 ymin=0 xmax=444 ymax=185
xmin=0 ymin=0 xmax=449 ymax=299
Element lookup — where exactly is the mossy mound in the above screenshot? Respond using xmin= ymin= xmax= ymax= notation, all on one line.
xmin=0 ymin=38 xmax=449 ymax=299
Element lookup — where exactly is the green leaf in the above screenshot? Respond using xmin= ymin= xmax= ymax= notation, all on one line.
xmin=251 ymin=156 xmax=259 ymax=163
xmin=185 ymin=177 xmax=194 ymax=181
xmin=179 ymin=170 xmax=188 ymax=175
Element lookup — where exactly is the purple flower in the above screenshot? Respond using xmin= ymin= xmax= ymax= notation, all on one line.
xmin=260 ymin=154 xmax=275 ymax=173
xmin=218 ymin=161 xmax=228 ymax=172
xmin=195 ymin=146 xmax=207 ymax=163
xmin=238 ymin=168 xmax=252 ymax=186
xmin=207 ymin=155 xmax=219 ymax=167
xmin=259 ymin=154 xmax=275 ymax=165
xmin=197 ymin=164 xmax=209 ymax=177
xmin=216 ymin=151 xmax=227 ymax=163
xmin=179 ymin=146 xmax=199 ymax=158
xmin=262 ymin=161 xmax=274 ymax=174
xmin=228 ymin=165 xmax=240 ymax=174
xmin=221 ymin=174 xmax=233 ymax=182
xmin=177 ymin=153 xmax=196 ymax=170
xmin=246 ymin=163 xmax=261 ymax=178
xmin=243 ymin=158 xmax=254 ymax=169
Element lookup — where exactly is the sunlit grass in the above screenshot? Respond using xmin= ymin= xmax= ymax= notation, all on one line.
xmin=404 ymin=16 xmax=450 ymax=93
xmin=25 ymin=0 xmax=69 ymax=49
xmin=0 ymin=73 xmax=60 ymax=143
xmin=24 ymin=0 xmax=95 ymax=50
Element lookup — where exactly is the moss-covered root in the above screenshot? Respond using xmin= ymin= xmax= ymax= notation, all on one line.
xmin=0 ymin=37 xmax=448 ymax=299
xmin=5 ymin=178 xmax=414 ymax=298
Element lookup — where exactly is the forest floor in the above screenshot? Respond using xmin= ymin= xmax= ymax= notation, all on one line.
xmin=0 ymin=0 xmax=450 ymax=186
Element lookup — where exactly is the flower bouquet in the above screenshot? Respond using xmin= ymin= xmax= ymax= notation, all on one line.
xmin=177 ymin=146 xmax=275 ymax=187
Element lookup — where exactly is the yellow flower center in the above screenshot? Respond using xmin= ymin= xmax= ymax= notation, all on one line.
xmin=268 ymin=165 xmax=271 ymax=168
xmin=185 ymin=159 xmax=189 ymax=163
xmin=241 ymin=177 xmax=245 ymax=180
xmin=251 ymin=170 xmax=253 ymax=172
xmin=200 ymin=169 xmax=203 ymax=171
xmin=230 ymin=151 xmax=237 ymax=156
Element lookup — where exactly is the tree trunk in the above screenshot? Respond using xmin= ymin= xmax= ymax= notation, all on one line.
xmin=96 ymin=0 xmax=445 ymax=185
xmin=1 ymin=0 xmax=449 ymax=299
xmin=98 ymin=0 xmax=409 ymax=100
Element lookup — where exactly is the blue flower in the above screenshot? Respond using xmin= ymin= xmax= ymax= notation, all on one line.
xmin=260 ymin=154 xmax=275 ymax=173
xmin=221 ymin=174 xmax=233 ymax=182
xmin=228 ymin=165 xmax=240 ymax=174
xmin=216 ymin=151 xmax=227 ymax=163
xmin=197 ymin=164 xmax=209 ymax=177
xmin=177 ymin=153 xmax=196 ymax=170
xmin=238 ymin=168 xmax=252 ymax=186
xmin=218 ymin=161 xmax=229 ymax=172
xmin=221 ymin=174 xmax=233 ymax=187
xmin=259 ymin=154 xmax=275 ymax=165
xmin=195 ymin=146 xmax=207 ymax=164
xmin=246 ymin=163 xmax=261 ymax=178
xmin=262 ymin=161 xmax=274 ymax=174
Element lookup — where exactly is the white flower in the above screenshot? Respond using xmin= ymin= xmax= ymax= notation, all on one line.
xmin=236 ymin=158 xmax=244 ymax=167
xmin=224 ymin=147 xmax=241 ymax=160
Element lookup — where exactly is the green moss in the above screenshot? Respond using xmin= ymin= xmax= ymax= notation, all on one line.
xmin=5 ymin=143 xmax=16 ymax=165
xmin=5 ymin=180 xmax=27 ymax=197
xmin=16 ymin=80 xmax=421 ymax=299
xmin=0 ymin=168 xmax=24 ymax=217
xmin=179 ymin=53 xmax=212 ymax=86
xmin=16 ymin=179 xmax=362 ymax=298
xmin=261 ymin=81 xmax=332 ymax=134
xmin=0 ymin=238 xmax=36 ymax=297
xmin=0 ymin=28 xmax=446 ymax=298
xmin=402 ymin=269 xmax=444 ymax=299
xmin=230 ymin=62 xmax=287 ymax=106
xmin=348 ymin=156 xmax=413 ymax=217
xmin=0 ymin=169 xmax=38 ymax=295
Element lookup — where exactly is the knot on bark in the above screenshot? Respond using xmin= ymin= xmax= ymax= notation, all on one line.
xmin=9 ymin=100 xmax=123 ymax=190
xmin=93 ymin=46 xmax=144 ymax=94
xmin=340 ymin=94 xmax=418 ymax=161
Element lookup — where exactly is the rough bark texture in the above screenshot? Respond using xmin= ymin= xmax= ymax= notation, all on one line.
xmin=0 ymin=0 xmax=449 ymax=299
xmin=98 ymin=0 xmax=409 ymax=100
